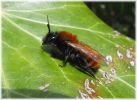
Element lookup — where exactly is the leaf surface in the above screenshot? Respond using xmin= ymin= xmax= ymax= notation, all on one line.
xmin=2 ymin=1 xmax=135 ymax=98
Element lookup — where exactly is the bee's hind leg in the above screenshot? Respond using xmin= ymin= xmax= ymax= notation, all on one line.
xmin=82 ymin=66 xmax=96 ymax=78
xmin=75 ymin=55 xmax=95 ymax=78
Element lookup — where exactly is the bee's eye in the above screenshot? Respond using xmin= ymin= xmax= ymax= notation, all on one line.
xmin=51 ymin=36 xmax=56 ymax=40
xmin=48 ymin=36 xmax=56 ymax=42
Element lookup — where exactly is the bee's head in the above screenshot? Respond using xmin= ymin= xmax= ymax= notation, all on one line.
xmin=42 ymin=32 xmax=57 ymax=45
xmin=42 ymin=16 xmax=57 ymax=45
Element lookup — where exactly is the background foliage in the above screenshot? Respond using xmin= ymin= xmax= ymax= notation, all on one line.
xmin=85 ymin=2 xmax=135 ymax=39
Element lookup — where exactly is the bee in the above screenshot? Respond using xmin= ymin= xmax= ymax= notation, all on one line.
xmin=42 ymin=16 xmax=104 ymax=77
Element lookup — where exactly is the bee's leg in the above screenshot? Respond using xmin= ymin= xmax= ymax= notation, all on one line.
xmin=59 ymin=55 xmax=69 ymax=67
xmin=74 ymin=55 xmax=92 ymax=77
xmin=84 ymin=66 xmax=95 ymax=78
xmin=83 ymin=65 xmax=91 ymax=69
xmin=76 ymin=54 xmax=88 ymax=67
xmin=75 ymin=59 xmax=95 ymax=78
xmin=63 ymin=55 xmax=69 ymax=66
xmin=60 ymin=48 xmax=71 ymax=67
xmin=75 ymin=55 xmax=96 ymax=78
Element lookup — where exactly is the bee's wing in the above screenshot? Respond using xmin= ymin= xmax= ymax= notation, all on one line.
xmin=67 ymin=42 xmax=104 ymax=63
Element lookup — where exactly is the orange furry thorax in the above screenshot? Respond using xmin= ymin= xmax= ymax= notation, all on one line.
xmin=58 ymin=31 xmax=78 ymax=43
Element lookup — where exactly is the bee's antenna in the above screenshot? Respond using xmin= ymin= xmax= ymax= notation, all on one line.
xmin=47 ymin=15 xmax=51 ymax=33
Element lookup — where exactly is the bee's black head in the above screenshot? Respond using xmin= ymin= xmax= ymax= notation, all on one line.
xmin=42 ymin=32 xmax=57 ymax=45
xmin=42 ymin=16 xmax=57 ymax=45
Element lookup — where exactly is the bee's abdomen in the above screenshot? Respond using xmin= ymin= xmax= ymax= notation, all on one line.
xmin=88 ymin=60 xmax=100 ymax=69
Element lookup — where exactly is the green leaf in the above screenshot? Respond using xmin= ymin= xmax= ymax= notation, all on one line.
xmin=2 ymin=1 xmax=135 ymax=98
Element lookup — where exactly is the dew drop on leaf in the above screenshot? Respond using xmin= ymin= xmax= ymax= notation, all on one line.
xmin=117 ymin=50 xmax=124 ymax=59
xmin=126 ymin=49 xmax=133 ymax=59
xmin=105 ymin=55 xmax=113 ymax=64
xmin=79 ymin=90 xmax=90 ymax=99
xmin=84 ymin=79 xmax=95 ymax=94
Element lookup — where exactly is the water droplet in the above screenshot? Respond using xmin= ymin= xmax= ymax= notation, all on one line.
xmin=102 ymin=72 xmax=111 ymax=84
xmin=102 ymin=72 xmax=109 ymax=79
xmin=111 ymin=68 xmax=116 ymax=75
xmin=102 ymin=69 xmax=116 ymax=84
xmin=105 ymin=55 xmax=113 ymax=64
xmin=84 ymin=79 xmax=95 ymax=94
xmin=109 ymin=75 xmax=115 ymax=81
xmin=126 ymin=49 xmax=132 ymax=59
xmin=117 ymin=50 xmax=124 ymax=59
xmin=85 ymin=79 xmax=89 ymax=88
xmin=79 ymin=90 xmax=90 ymax=99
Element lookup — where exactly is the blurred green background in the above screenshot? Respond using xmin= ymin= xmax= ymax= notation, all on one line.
xmin=85 ymin=2 xmax=135 ymax=39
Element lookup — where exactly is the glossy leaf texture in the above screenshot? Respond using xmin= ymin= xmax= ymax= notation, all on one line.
xmin=2 ymin=1 xmax=135 ymax=98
